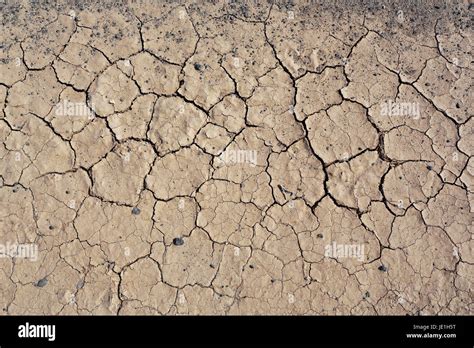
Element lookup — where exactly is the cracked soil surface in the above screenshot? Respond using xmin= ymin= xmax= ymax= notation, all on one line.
xmin=0 ymin=0 xmax=472 ymax=315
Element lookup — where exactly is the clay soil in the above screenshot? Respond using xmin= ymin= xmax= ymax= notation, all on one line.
xmin=0 ymin=0 xmax=472 ymax=315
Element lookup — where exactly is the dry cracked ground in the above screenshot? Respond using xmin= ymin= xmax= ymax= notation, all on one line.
xmin=0 ymin=0 xmax=473 ymax=315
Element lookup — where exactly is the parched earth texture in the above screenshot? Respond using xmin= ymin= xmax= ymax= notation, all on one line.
xmin=0 ymin=0 xmax=472 ymax=315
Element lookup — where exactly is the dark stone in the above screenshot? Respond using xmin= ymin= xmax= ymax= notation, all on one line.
xmin=35 ymin=278 xmax=48 ymax=288
xmin=194 ymin=63 xmax=202 ymax=71
xmin=378 ymin=265 xmax=387 ymax=272
xmin=131 ymin=207 xmax=141 ymax=215
xmin=173 ymin=237 xmax=184 ymax=246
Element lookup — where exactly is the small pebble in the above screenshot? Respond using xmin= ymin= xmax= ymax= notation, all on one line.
xmin=173 ymin=237 xmax=184 ymax=246
xmin=35 ymin=278 xmax=48 ymax=288
xmin=317 ymin=233 xmax=323 ymax=238
xmin=194 ymin=63 xmax=202 ymax=71
xmin=76 ymin=279 xmax=85 ymax=290
xmin=131 ymin=207 xmax=141 ymax=215
xmin=378 ymin=265 xmax=387 ymax=272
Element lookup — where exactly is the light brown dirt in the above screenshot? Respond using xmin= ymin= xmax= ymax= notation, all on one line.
xmin=0 ymin=0 xmax=472 ymax=315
